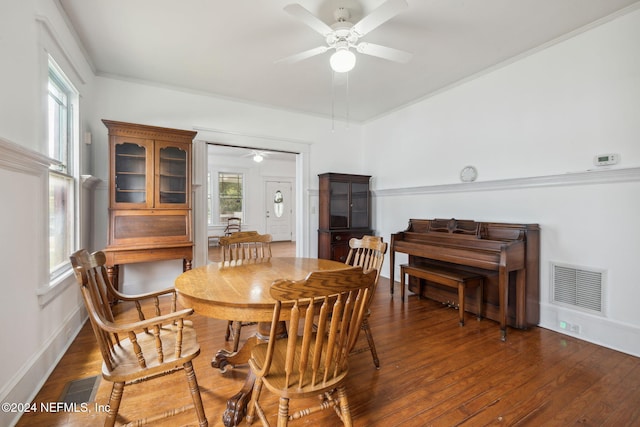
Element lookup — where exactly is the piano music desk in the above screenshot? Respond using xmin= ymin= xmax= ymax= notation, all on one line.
xmin=400 ymin=264 xmax=483 ymax=326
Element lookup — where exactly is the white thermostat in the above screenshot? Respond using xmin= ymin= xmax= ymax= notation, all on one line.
xmin=593 ymin=153 xmax=619 ymax=166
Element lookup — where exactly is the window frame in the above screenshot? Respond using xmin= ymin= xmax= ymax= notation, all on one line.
xmin=46 ymin=56 xmax=80 ymax=284
xmin=207 ymin=169 xmax=245 ymax=226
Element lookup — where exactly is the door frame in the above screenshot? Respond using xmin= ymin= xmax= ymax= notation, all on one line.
xmin=191 ymin=129 xmax=311 ymax=267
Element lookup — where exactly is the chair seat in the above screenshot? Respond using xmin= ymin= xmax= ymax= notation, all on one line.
xmin=250 ymin=337 xmax=348 ymax=400
xmin=104 ymin=324 xmax=200 ymax=383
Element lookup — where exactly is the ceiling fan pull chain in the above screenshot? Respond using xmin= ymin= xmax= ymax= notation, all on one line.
xmin=345 ymin=71 xmax=350 ymax=130
xmin=331 ymin=71 xmax=336 ymax=132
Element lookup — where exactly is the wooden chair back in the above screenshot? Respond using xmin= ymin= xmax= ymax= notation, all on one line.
xmin=263 ymin=267 xmax=375 ymax=391
xmin=219 ymin=231 xmax=272 ymax=262
xmin=224 ymin=216 xmax=242 ymax=235
xmin=69 ymin=249 xmax=188 ymax=373
xmin=247 ymin=266 xmax=376 ymax=425
xmin=70 ymin=250 xmax=121 ymax=369
xmin=345 ymin=235 xmax=387 ymax=288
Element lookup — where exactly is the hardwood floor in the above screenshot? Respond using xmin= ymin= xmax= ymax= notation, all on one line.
xmin=17 ymin=247 xmax=640 ymax=426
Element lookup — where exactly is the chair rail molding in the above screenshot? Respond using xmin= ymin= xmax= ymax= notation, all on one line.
xmin=373 ymin=167 xmax=640 ymax=197
xmin=0 ymin=137 xmax=53 ymax=175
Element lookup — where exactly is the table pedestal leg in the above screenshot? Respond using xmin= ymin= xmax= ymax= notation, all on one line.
xmin=223 ymin=370 xmax=255 ymax=427
xmin=214 ymin=321 xmax=288 ymax=427
xmin=212 ymin=336 xmax=256 ymax=373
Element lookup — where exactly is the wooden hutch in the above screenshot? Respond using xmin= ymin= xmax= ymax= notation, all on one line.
xmin=318 ymin=173 xmax=372 ymax=262
xmin=102 ymin=120 xmax=196 ymax=290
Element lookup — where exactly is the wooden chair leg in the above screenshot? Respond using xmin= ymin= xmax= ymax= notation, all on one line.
xmin=361 ymin=318 xmax=380 ymax=368
xmin=246 ymin=376 xmax=264 ymax=424
xmin=336 ymin=386 xmax=352 ymax=427
xmin=277 ymin=397 xmax=290 ymax=427
xmin=183 ymin=361 xmax=208 ymax=427
xmin=225 ymin=320 xmax=232 ymax=341
xmin=105 ymin=382 xmax=124 ymax=427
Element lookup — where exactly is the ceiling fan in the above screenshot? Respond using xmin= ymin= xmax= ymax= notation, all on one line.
xmin=243 ymin=150 xmax=270 ymax=162
xmin=278 ymin=0 xmax=413 ymax=73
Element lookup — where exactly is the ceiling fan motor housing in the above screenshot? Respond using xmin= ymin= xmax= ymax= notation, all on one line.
xmin=327 ymin=22 xmax=358 ymax=48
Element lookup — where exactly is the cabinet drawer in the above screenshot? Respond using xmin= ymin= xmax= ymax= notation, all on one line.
xmin=331 ymin=232 xmax=353 ymax=242
xmin=109 ymin=209 xmax=192 ymax=247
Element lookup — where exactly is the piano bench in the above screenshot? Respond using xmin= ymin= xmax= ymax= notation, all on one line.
xmin=400 ymin=264 xmax=484 ymax=326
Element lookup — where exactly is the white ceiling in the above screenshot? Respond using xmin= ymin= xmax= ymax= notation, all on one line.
xmin=58 ymin=0 xmax=639 ymax=123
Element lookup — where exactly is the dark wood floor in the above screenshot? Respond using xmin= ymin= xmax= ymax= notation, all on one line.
xmin=17 ymin=243 xmax=640 ymax=426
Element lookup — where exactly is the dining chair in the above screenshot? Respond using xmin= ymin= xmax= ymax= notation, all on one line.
xmin=344 ymin=235 xmax=387 ymax=368
xmin=224 ymin=216 xmax=242 ymax=236
xmin=246 ymin=266 xmax=377 ymax=426
xmin=69 ymin=249 xmax=208 ymax=427
xmin=219 ymin=231 xmax=273 ymax=351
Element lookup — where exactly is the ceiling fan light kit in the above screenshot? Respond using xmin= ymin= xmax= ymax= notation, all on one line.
xmin=330 ymin=46 xmax=356 ymax=73
xmin=281 ymin=0 xmax=412 ymax=73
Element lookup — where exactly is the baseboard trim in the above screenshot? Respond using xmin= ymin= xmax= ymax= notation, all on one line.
xmin=539 ymin=302 xmax=640 ymax=358
xmin=0 ymin=306 xmax=87 ymax=427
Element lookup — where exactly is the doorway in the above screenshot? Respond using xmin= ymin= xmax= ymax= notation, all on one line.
xmin=193 ymin=131 xmax=311 ymax=266
xmin=206 ymin=143 xmax=297 ymax=240
xmin=265 ymin=180 xmax=293 ymax=241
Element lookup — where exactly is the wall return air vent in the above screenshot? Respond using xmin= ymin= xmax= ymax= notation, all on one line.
xmin=551 ymin=262 xmax=605 ymax=315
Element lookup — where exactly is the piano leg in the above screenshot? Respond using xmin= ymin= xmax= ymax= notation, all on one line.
xmin=389 ymin=251 xmax=396 ymax=295
xmin=499 ymin=264 xmax=508 ymax=342
xmin=515 ymin=268 xmax=527 ymax=329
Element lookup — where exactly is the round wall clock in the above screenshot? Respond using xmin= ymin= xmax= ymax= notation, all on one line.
xmin=460 ymin=165 xmax=478 ymax=182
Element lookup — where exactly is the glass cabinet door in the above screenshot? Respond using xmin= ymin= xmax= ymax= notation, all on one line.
xmin=155 ymin=141 xmax=189 ymax=208
xmin=113 ymin=139 xmax=151 ymax=207
xmin=350 ymin=181 xmax=370 ymax=229
xmin=329 ymin=181 xmax=349 ymax=228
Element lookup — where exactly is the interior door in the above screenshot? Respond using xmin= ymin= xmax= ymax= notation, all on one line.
xmin=265 ymin=180 xmax=292 ymax=241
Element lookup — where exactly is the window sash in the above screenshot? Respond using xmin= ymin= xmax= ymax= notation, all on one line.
xmin=47 ymin=57 xmax=78 ymax=281
xmin=49 ymin=170 xmax=75 ymax=279
xmin=48 ymin=72 xmax=70 ymax=171
xmin=217 ymin=172 xmax=243 ymax=224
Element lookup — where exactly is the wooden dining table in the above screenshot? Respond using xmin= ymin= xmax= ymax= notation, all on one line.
xmin=174 ymin=257 xmax=350 ymax=427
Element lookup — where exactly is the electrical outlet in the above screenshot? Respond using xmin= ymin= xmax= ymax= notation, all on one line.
xmin=559 ymin=320 xmax=580 ymax=334
xmin=559 ymin=320 xmax=569 ymax=330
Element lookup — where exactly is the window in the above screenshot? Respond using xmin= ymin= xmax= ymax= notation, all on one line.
xmin=217 ymin=172 xmax=243 ymax=224
xmin=48 ymin=57 xmax=78 ymax=280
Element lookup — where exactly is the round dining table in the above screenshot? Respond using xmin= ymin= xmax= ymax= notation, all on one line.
xmin=174 ymin=257 xmax=350 ymax=427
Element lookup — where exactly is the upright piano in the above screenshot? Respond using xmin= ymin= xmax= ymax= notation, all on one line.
xmin=390 ymin=218 xmax=540 ymax=340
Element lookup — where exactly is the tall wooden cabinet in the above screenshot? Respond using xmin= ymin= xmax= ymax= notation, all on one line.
xmin=102 ymin=120 xmax=196 ymax=290
xmin=318 ymin=173 xmax=372 ymax=262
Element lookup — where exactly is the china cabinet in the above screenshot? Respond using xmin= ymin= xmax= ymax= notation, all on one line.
xmin=102 ymin=120 xmax=196 ymax=290
xmin=318 ymin=173 xmax=372 ymax=262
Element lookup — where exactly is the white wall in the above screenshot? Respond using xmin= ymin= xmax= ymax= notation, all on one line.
xmin=0 ymin=1 xmax=96 ymax=426
xmin=363 ymin=7 xmax=640 ymax=356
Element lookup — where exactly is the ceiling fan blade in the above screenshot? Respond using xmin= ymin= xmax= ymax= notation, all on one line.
xmin=283 ymin=4 xmax=334 ymax=36
xmin=276 ymin=46 xmax=329 ymax=64
xmin=351 ymin=0 xmax=408 ymax=37
xmin=356 ymin=42 xmax=413 ymax=63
